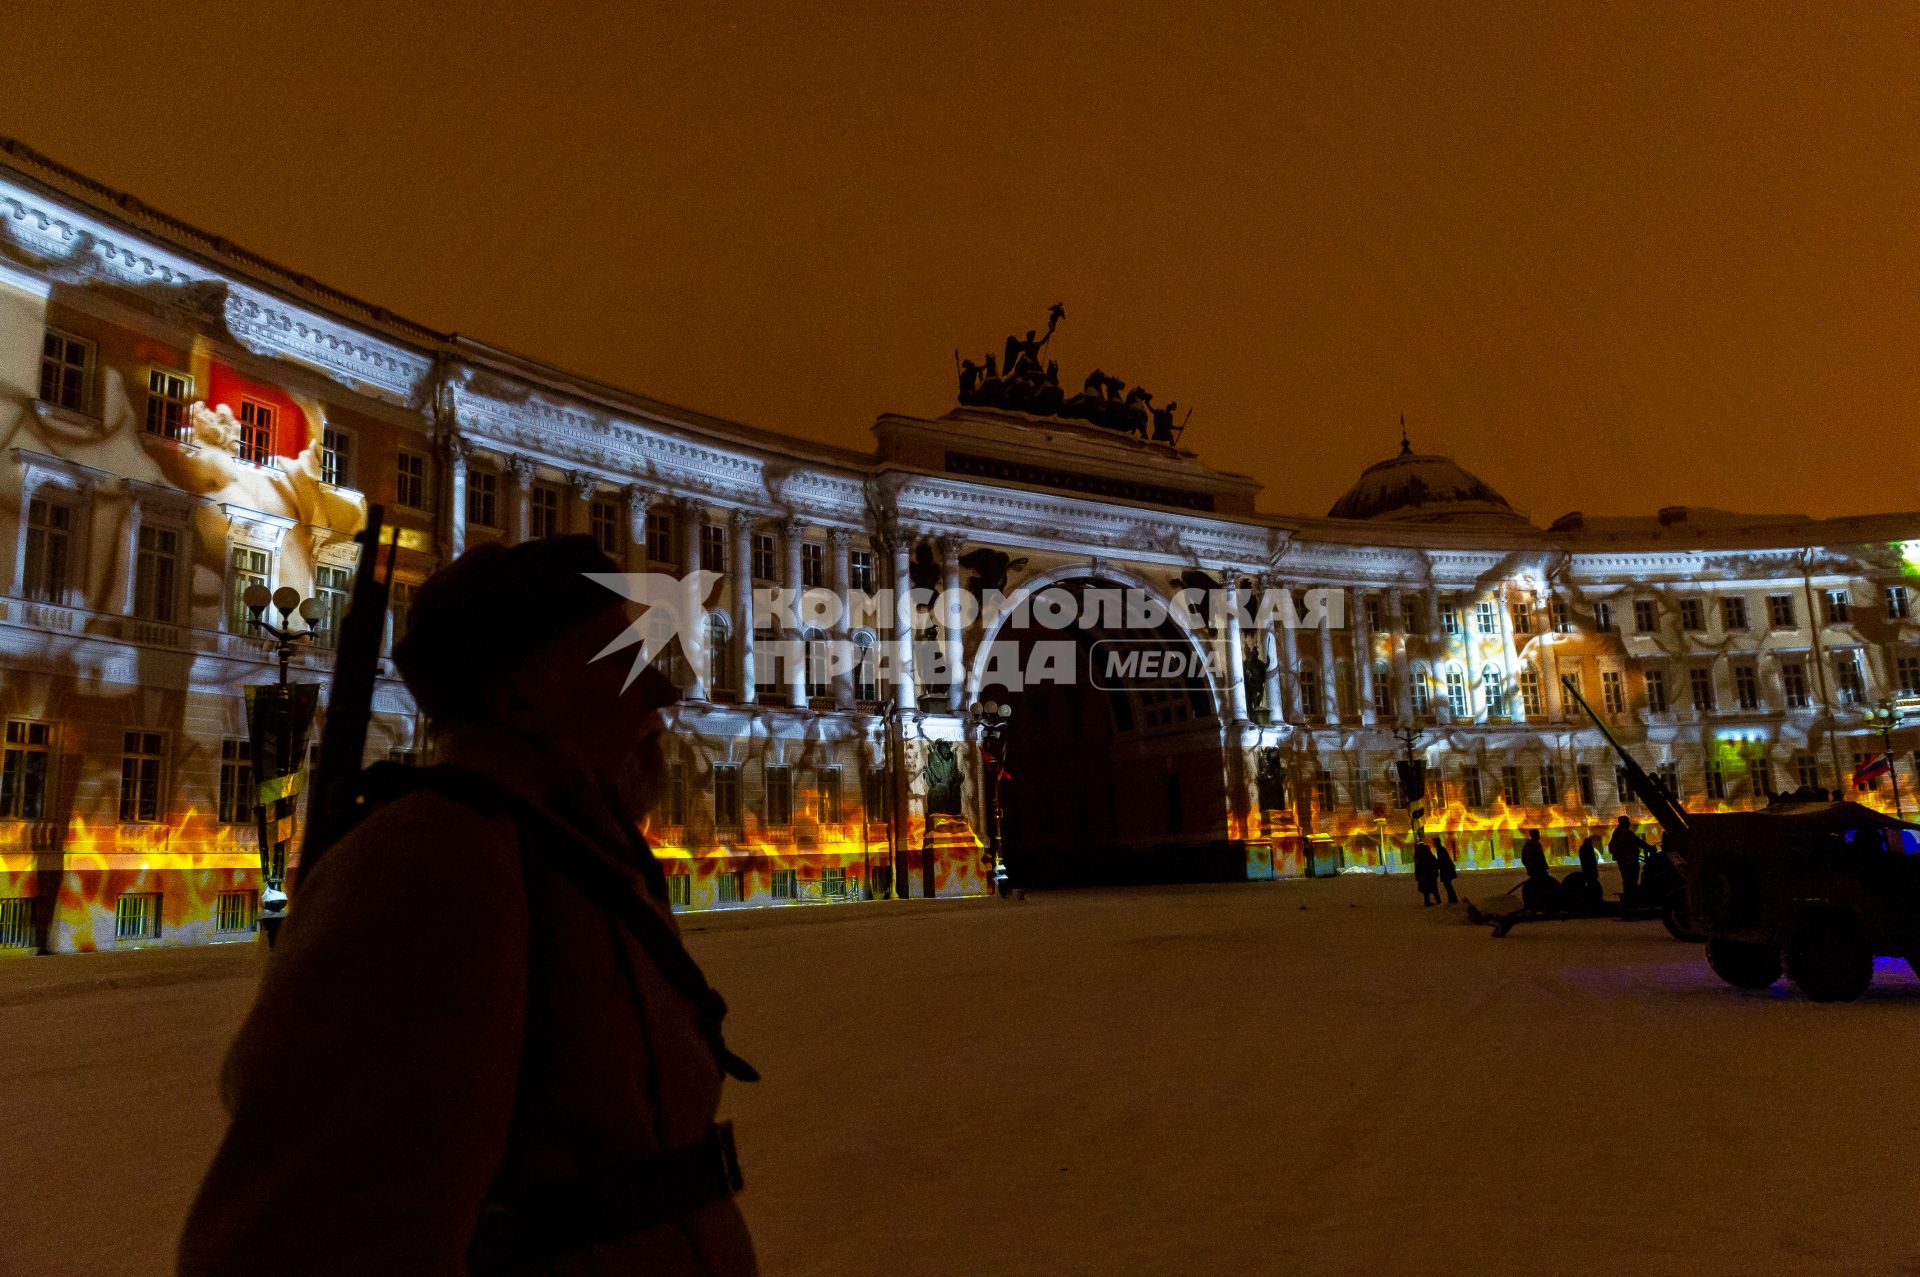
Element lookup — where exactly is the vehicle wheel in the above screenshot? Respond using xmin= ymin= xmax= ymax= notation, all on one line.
xmin=1706 ymin=938 xmax=1781 ymax=989
xmin=1783 ymin=911 xmax=1873 ymax=1003
xmin=1662 ymin=897 xmax=1705 ymax=943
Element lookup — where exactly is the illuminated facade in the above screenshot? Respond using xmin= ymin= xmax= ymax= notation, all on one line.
xmin=3 ymin=136 xmax=1917 ymax=953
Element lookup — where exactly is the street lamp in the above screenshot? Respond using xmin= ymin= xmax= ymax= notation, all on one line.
xmin=242 ymin=584 xmax=325 ymax=932
xmin=1863 ymin=699 xmax=1905 ymax=819
xmin=967 ymin=699 xmax=1014 ymax=897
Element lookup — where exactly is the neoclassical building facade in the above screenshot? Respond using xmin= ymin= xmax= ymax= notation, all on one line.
xmin=3 ymin=136 xmax=1917 ymax=952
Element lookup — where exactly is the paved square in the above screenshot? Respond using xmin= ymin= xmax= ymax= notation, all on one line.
xmin=3 ymin=871 xmax=1915 ymax=1275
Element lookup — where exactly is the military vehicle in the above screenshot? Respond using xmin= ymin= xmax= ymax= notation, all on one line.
xmin=1566 ymin=680 xmax=1920 ymax=1001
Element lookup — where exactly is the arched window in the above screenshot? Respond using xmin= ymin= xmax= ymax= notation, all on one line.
xmin=1372 ymin=661 xmax=1393 ymax=718
xmin=1518 ymin=665 xmax=1543 ymax=717
xmin=803 ymin=627 xmax=829 ymax=699
xmin=1409 ymin=665 xmax=1432 ymax=717
xmin=1482 ymin=665 xmax=1505 ymax=718
xmin=705 ymin=612 xmax=732 ymax=694
xmin=1445 ymin=666 xmax=1469 ymax=718
xmin=853 ymin=630 xmax=879 ymax=703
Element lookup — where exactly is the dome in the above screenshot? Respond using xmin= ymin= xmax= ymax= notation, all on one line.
xmin=1326 ymin=437 xmax=1529 ymax=526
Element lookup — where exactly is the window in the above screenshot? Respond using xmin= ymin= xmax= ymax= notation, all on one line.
xmin=1 ymin=721 xmax=52 ymax=819
xmin=751 ymin=534 xmax=777 ymax=582
xmin=1462 ymin=766 xmax=1483 ymax=808
xmin=228 ymin=545 xmax=270 ymax=633
xmin=1372 ymin=665 xmax=1392 ymax=718
xmin=1721 ymin=596 xmax=1749 ymax=632
xmin=666 ymin=876 xmax=691 ymax=908
xmin=1795 ymin=754 xmax=1821 ymax=790
xmin=1440 ymin=604 xmax=1460 ymax=636
xmin=1833 ymin=651 xmax=1864 ymax=705
xmin=215 ymin=890 xmax=258 ymax=934
xmin=1823 ymin=589 xmax=1851 ymax=625
xmin=804 ymin=629 xmax=830 ymax=699
xmin=855 ymin=633 xmax=880 ymax=702
xmin=1408 ymin=672 xmax=1430 ymax=718
xmin=1519 ymin=667 xmax=1543 ymax=716
xmin=1656 ymin=762 xmax=1681 ymax=803
xmin=704 ymin=613 xmax=732 ymax=692
xmin=1897 ymin=655 xmax=1920 ymax=697
xmin=132 ymin=524 xmax=181 ymax=623
xmin=1511 ymin=601 xmax=1532 ymax=634
xmin=312 ymin=565 xmax=349 ymax=649
xmin=1445 ymin=668 xmax=1468 ymax=718
xmin=39 ymin=329 xmax=92 ymax=412
xmin=713 ymin=765 xmax=741 ymax=827
xmin=530 ymin=485 xmax=560 ymax=539
xmin=1576 ymin=763 xmax=1595 ymax=807
xmin=1768 ymin=593 xmax=1796 ymax=629
xmin=1403 ymin=598 xmax=1425 ymax=635
xmin=1311 ymin=769 xmax=1335 ymax=815
xmin=320 ymin=426 xmax=353 ymax=487
xmin=646 ymin=510 xmax=675 ymax=564
xmin=801 ymin=541 xmax=825 ymax=590
xmin=219 ymin=739 xmax=252 ymax=825
xmin=1365 ymin=596 xmax=1384 ymax=634
xmin=0 ymin=897 xmax=33 ymax=949
xmin=1782 ymin=661 xmax=1810 ymax=708
xmin=1747 ymin=756 xmax=1771 ymax=798
xmin=716 ymin=872 xmax=744 ymax=904
xmin=1550 ymin=598 xmax=1571 ymax=634
xmin=467 ymin=469 xmax=499 ymax=528
xmin=1645 ymin=668 xmax=1669 ymax=713
xmin=238 ymin=400 xmax=275 ymax=466
xmin=1688 ymin=668 xmax=1715 ymax=713
xmin=821 ymin=867 xmax=850 ymax=898
xmin=388 ymin=581 xmax=415 ymax=652
xmin=666 ymin=761 xmax=686 ymax=827
xmin=1561 ymin=670 xmax=1582 ymax=700
xmin=1593 ymin=601 xmax=1614 ymax=633
xmin=1482 ymin=666 xmax=1505 ymax=717
xmin=114 ymin=892 xmax=161 ymax=941
xmin=817 ymin=767 xmax=841 ymax=824
xmin=771 ymin=869 xmax=798 ymax=900
xmin=1633 ymin=598 xmax=1657 ymax=633
xmin=1353 ymin=767 xmax=1371 ymax=811
xmin=1602 ymin=670 xmax=1625 ymax=714
xmin=23 ymin=497 xmax=74 ymax=603
xmin=590 ymin=498 xmax=620 ymax=558
xmin=1887 ymin=585 xmax=1911 ymax=621
xmin=1299 ymin=667 xmax=1321 ymax=718
xmin=1540 ymin=764 xmax=1559 ymax=807
xmin=850 ymin=549 xmax=876 ymax=594
xmin=1679 ymin=599 xmax=1704 ymax=632
xmin=1501 ymin=766 xmax=1521 ymax=806
xmin=145 ymin=369 xmax=192 ymax=439
xmin=700 ymin=524 xmax=726 ymax=572
xmin=1475 ymin=600 xmax=1498 ymax=634
xmin=1853 ymin=750 xmax=1885 ymax=793
xmin=1733 ymin=664 xmax=1760 ymax=711
xmin=396 ymin=451 xmax=428 ymax=509
xmin=119 ymin=731 xmax=165 ymax=823
xmin=864 ymin=766 xmax=889 ymax=825
xmin=765 ymin=765 xmax=794 ymax=829
xmin=1705 ymin=763 xmax=1726 ymax=801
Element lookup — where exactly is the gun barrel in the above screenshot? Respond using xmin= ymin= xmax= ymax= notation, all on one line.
xmin=1560 ymin=676 xmax=1689 ymax=835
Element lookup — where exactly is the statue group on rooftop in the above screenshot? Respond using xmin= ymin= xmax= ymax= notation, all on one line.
xmin=956 ymin=305 xmax=1187 ymax=445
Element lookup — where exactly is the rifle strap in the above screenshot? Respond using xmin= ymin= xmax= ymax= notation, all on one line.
xmin=356 ymin=762 xmax=758 ymax=1083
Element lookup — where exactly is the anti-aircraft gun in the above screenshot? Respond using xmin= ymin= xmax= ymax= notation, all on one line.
xmin=1565 ymin=678 xmax=1920 ymax=1001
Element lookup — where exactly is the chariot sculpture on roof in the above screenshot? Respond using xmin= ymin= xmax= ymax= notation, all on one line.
xmin=955 ymin=305 xmax=1189 ymax=447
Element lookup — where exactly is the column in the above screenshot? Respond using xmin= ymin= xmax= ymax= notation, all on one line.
xmin=623 ymin=485 xmax=651 ymax=573
xmin=1259 ymin=574 xmax=1283 ymax=726
xmin=830 ymin=527 xmax=854 ymax=709
xmin=1353 ymin=588 xmax=1376 ymax=726
xmin=679 ymin=499 xmax=704 ymax=580
xmin=730 ymin=510 xmax=758 ymax=704
xmin=1224 ymin=572 xmax=1249 ymax=723
xmin=119 ymin=489 xmax=145 ymax=615
xmin=1277 ymin=576 xmax=1301 ymax=723
xmin=1428 ymin=586 xmax=1453 ymax=725
xmin=939 ymin=533 xmax=966 ymax=712
xmin=1318 ymin=592 xmax=1339 ymax=726
xmin=507 ymin=456 xmax=534 ymax=544
xmin=566 ymin=471 xmax=596 ymax=536
xmin=1496 ymin=585 xmax=1521 ymax=720
xmin=892 ymin=536 xmax=917 ymax=710
xmin=1387 ymin=587 xmax=1413 ymax=720
xmin=784 ymin=518 xmax=807 ymax=706
xmin=444 ymin=434 xmax=472 ymax=559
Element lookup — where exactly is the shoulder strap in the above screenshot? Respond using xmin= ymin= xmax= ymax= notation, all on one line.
xmin=360 ymin=763 xmax=758 ymax=1083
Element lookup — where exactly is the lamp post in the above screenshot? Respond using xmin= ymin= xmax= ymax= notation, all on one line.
xmin=1863 ymin=699 xmax=1905 ymax=819
xmin=967 ymin=699 xmax=1014 ymax=897
xmin=243 ymin=584 xmax=324 ymax=932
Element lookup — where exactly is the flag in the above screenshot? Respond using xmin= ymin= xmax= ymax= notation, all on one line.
xmin=1851 ymin=754 xmax=1892 ymax=790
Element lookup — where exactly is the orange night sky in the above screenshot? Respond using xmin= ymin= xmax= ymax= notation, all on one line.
xmin=3 ymin=2 xmax=1916 ymax=521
